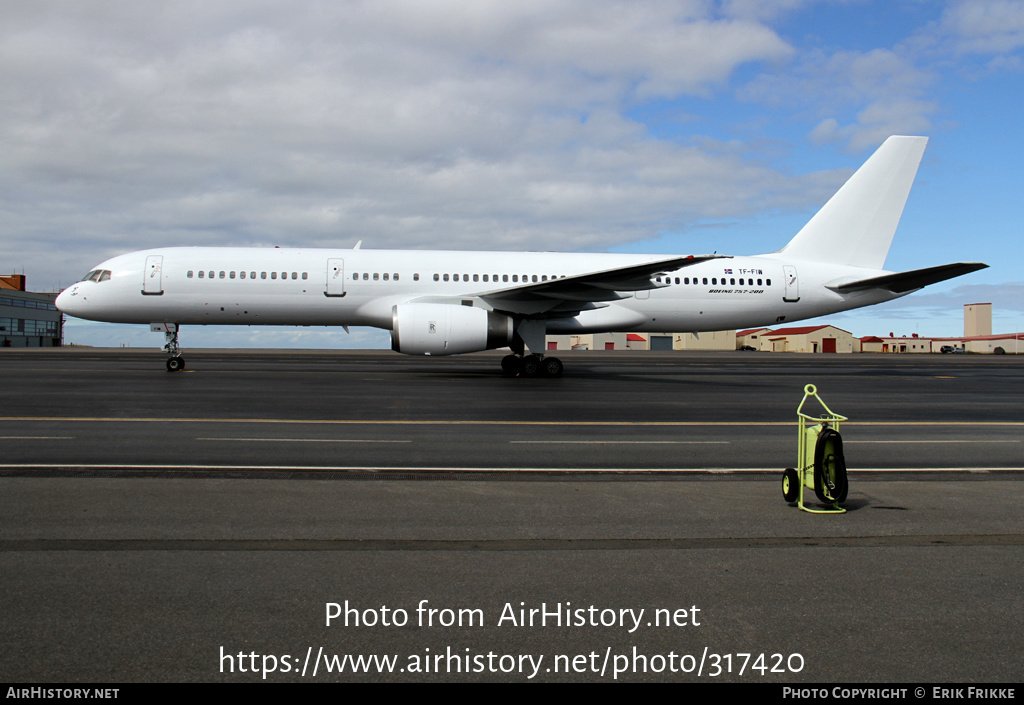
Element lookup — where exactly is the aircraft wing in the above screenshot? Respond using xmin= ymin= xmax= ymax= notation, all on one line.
xmin=826 ymin=262 xmax=988 ymax=294
xmin=477 ymin=254 xmax=730 ymax=315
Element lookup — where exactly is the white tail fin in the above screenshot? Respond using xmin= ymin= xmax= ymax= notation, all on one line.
xmin=779 ymin=136 xmax=928 ymax=269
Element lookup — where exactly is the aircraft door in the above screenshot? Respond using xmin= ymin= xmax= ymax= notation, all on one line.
xmin=326 ymin=258 xmax=346 ymax=297
xmin=143 ymin=255 xmax=164 ymax=295
xmin=783 ymin=265 xmax=800 ymax=302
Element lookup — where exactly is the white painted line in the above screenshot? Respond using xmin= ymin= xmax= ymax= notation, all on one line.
xmin=3 ymin=416 xmax=1023 ymax=427
xmin=509 ymin=440 xmax=730 ymax=445
xmin=1 ymin=464 xmax=1022 ymax=473
xmin=196 ymin=438 xmax=412 ymax=443
xmin=847 ymin=440 xmax=1020 ymax=444
xmin=0 ymin=436 xmax=74 ymax=440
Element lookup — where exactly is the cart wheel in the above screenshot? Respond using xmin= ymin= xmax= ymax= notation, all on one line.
xmin=782 ymin=468 xmax=799 ymax=503
xmin=813 ymin=429 xmax=848 ymax=504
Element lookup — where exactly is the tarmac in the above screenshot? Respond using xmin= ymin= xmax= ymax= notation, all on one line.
xmin=1 ymin=348 xmax=1021 ymax=682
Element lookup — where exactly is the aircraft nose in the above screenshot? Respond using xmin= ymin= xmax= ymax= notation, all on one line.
xmin=55 ymin=285 xmax=81 ymax=315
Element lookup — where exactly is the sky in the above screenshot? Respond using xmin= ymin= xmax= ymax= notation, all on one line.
xmin=2 ymin=0 xmax=1022 ymax=349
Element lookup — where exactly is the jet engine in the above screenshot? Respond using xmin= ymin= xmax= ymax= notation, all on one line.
xmin=391 ymin=303 xmax=514 ymax=356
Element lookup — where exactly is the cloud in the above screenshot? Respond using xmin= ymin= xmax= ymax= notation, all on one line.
xmin=1 ymin=1 xmax=807 ymax=291
xmin=742 ymin=45 xmax=938 ymax=152
xmin=938 ymin=0 xmax=1024 ymax=55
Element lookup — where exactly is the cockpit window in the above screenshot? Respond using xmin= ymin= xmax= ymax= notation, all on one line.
xmin=79 ymin=269 xmax=112 ymax=283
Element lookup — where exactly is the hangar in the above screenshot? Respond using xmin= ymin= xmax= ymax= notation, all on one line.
xmin=751 ymin=325 xmax=856 ymax=353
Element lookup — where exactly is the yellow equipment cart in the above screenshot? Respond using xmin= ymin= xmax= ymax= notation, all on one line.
xmin=782 ymin=384 xmax=849 ymax=514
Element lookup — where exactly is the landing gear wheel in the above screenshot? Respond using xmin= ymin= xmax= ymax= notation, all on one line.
xmin=541 ymin=356 xmax=563 ymax=377
xmin=166 ymin=356 xmax=185 ymax=372
xmin=521 ymin=355 xmax=541 ymax=376
xmin=501 ymin=354 xmax=520 ymax=376
xmin=782 ymin=467 xmax=799 ymax=503
xmin=813 ymin=429 xmax=848 ymax=504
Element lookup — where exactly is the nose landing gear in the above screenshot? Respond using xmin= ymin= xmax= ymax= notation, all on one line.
xmin=152 ymin=323 xmax=185 ymax=372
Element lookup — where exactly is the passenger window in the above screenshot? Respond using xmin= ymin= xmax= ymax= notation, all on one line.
xmin=271 ymin=272 xmax=277 ymax=280
xmin=503 ymin=275 xmax=508 ymax=282
xmin=362 ymin=273 xmax=369 ymax=280
xmin=473 ymin=274 xmax=479 ymax=282
xmin=730 ymin=278 xmax=735 ymax=285
xmin=512 ymin=275 xmax=518 ymax=282
xmin=383 ymin=273 xmax=389 ymax=281
xmin=187 ymin=271 xmax=194 ymax=278
xmin=766 ymin=279 xmax=771 ymax=286
xmin=702 ymin=278 xmax=708 ymax=285
xmin=230 ymin=271 xmax=236 ymax=279
xmin=443 ymin=274 xmax=449 ymax=282
xmin=220 ymin=271 xmax=226 ymax=279
xmin=261 ymin=272 xmax=267 ymax=279
xmin=433 ymin=274 xmax=439 ymax=281
xmin=353 ymin=273 xmax=359 ymax=280
xmin=757 ymin=279 xmax=762 ymax=285
xmin=373 ymin=273 xmax=379 ymax=281
xmin=252 ymin=272 xmax=257 ymax=279
xmin=302 ymin=272 xmax=308 ymax=280
xmin=483 ymin=274 xmax=489 ymax=282
xmin=413 ymin=273 xmax=419 ymax=281
xmin=240 ymin=271 xmax=246 ymax=279
xmin=292 ymin=272 xmax=297 ymax=280
xmin=453 ymin=274 xmax=459 ymax=282
xmin=198 ymin=271 xmax=205 ymax=279
xmin=393 ymin=273 xmax=399 ymax=281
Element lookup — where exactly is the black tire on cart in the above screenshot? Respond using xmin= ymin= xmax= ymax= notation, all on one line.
xmin=813 ymin=428 xmax=848 ymax=504
xmin=782 ymin=467 xmax=799 ymax=503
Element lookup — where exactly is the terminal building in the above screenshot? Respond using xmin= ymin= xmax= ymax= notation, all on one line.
xmin=0 ymin=275 xmax=63 ymax=347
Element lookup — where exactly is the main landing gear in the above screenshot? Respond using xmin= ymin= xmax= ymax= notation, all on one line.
xmin=155 ymin=323 xmax=185 ymax=372
xmin=501 ymin=354 xmax=563 ymax=378
xmin=501 ymin=326 xmax=562 ymax=377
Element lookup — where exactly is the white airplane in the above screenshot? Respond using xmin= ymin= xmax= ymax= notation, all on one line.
xmin=57 ymin=136 xmax=986 ymax=376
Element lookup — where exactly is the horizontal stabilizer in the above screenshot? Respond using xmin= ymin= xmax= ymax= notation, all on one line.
xmin=826 ymin=262 xmax=988 ymax=294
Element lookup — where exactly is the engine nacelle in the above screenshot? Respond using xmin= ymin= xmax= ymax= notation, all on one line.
xmin=391 ymin=303 xmax=514 ymax=356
